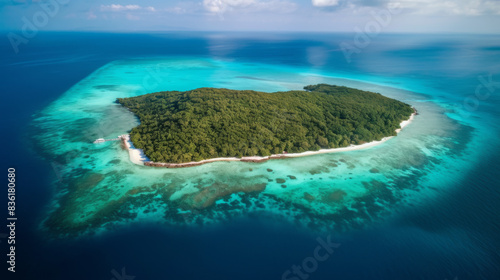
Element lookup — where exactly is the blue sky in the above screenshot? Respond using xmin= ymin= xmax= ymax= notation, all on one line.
xmin=1 ymin=0 xmax=500 ymax=33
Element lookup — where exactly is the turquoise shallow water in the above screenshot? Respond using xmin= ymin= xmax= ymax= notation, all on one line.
xmin=31 ymin=57 xmax=482 ymax=235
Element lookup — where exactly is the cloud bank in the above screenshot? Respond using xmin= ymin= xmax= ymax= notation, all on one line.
xmin=311 ymin=0 xmax=340 ymax=7
xmin=100 ymin=4 xmax=156 ymax=13
xmin=203 ymin=0 xmax=296 ymax=14
xmin=310 ymin=0 xmax=500 ymax=16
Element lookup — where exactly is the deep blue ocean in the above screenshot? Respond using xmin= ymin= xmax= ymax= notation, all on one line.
xmin=1 ymin=32 xmax=499 ymax=280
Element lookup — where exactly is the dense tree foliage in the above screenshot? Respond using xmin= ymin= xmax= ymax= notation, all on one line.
xmin=117 ymin=84 xmax=413 ymax=163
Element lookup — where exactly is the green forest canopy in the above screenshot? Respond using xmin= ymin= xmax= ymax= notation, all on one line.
xmin=117 ymin=84 xmax=413 ymax=163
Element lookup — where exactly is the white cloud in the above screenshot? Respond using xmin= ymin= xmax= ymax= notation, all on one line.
xmin=101 ymin=4 xmax=139 ymax=12
xmin=100 ymin=4 xmax=156 ymax=13
xmin=396 ymin=0 xmax=500 ymax=16
xmin=311 ymin=0 xmax=340 ymax=7
xmin=203 ymin=0 xmax=296 ymax=14
xmin=310 ymin=0 xmax=500 ymax=16
xmin=203 ymin=0 xmax=253 ymax=13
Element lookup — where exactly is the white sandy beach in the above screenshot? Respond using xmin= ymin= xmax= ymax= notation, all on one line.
xmin=122 ymin=135 xmax=149 ymax=165
xmin=126 ymin=112 xmax=416 ymax=167
xmin=395 ymin=112 xmax=414 ymax=133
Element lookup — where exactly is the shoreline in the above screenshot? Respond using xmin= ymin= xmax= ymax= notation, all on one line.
xmin=122 ymin=135 xmax=149 ymax=165
xmin=126 ymin=111 xmax=416 ymax=168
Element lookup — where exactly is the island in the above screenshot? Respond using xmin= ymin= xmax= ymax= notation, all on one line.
xmin=116 ymin=84 xmax=415 ymax=166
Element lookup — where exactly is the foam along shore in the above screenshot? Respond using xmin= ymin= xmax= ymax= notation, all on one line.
xmin=126 ymin=112 xmax=416 ymax=168
xmin=122 ymin=134 xmax=149 ymax=165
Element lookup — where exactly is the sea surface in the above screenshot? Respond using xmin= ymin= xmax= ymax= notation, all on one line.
xmin=1 ymin=32 xmax=499 ymax=280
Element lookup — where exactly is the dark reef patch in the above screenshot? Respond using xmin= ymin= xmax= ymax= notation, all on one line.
xmin=108 ymin=159 xmax=121 ymax=165
xmin=68 ymin=172 xmax=104 ymax=192
xmin=304 ymin=192 xmax=316 ymax=202
xmin=63 ymin=118 xmax=99 ymax=142
xmin=322 ymin=189 xmax=347 ymax=203
xmin=328 ymin=162 xmax=338 ymax=167
xmin=308 ymin=165 xmax=329 ymax=175
xmin=179 ymin=183 xmax=267 ymax=210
